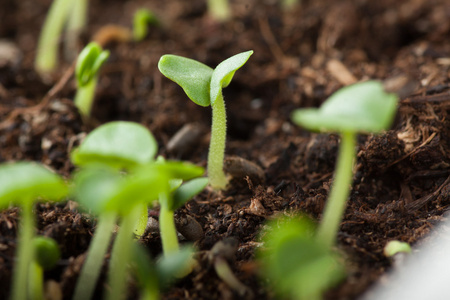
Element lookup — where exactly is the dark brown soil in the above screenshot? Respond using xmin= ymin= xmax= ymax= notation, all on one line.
xmin=1 ymin=0 xmax=450 ymax=299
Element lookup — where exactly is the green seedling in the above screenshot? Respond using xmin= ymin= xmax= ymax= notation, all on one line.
xmin=282 ymin=0 xmax=300 ymax=10
xmin=72 ymin=121 xmax=158 ymax=300
xmin=74 ymin=42 xmax=110 ymax=119
xmin=35 ymin=0 xmax=73 ymax=73
xmin=0 ymin=162 xmax=67 ymax=300
xmin=384 ymin=240 xmax=412 ymax=257
xmin=292 ymin=81 xmax=398 ymax=249
xmin=258 ymin=216 xmax=345 ymax=300
xmin=158 ymin=50 xmax=253 ymax=189
xmin=132 ymin=243 xmax=195 ymax=300
xmin=133 ymin=9 xmax=159 ymax=41
xmin=35 ymin=0 xmax=88 ymax=74
xmin=207 ymin=0 xmax=231 ymax=22
xmin=28 ymin=237 xmax=61 ymax=300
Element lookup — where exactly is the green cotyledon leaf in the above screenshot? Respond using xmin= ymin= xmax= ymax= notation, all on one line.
xmin=210 ymin=50 xmax=253 ymax=106
xmin=292 ymin=81 xmax=398 ymax=133
xmin=158 ymin=55 xmax=213 ymax=107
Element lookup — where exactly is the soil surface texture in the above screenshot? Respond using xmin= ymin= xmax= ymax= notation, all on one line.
xmin=1 ymin=0 xmax=450 ymax=299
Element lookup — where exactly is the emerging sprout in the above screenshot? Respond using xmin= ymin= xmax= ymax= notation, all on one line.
xmin=133 ymin=9 xmax=158 ymax=41
xmin=292 ymin=81 xmax=398 ymax=249
xmin=74 ymin=42 xmax=110 ymax=119
xmin=384 ymin=240 xmax=412 ymax=257
xmin=29 ymin=237 xmax=61 ymax=300
xmin=258 ymin=216 xmax=345 ymax=300
xmin=0 ymin=162 xmax=67 ymax=300
xmin=158 ymin=50 xmax=253 ymax=189
xmin=207 ymin=0 xmax=231 ymax=22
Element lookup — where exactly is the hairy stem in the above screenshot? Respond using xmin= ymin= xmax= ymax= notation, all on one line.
xmin=73 ymin=212 xmax=116 ymax=300
xmin=316 ymin=131 xmax=356 ymax=249
xmin=208 ymin=93 xmax=228 ymax=189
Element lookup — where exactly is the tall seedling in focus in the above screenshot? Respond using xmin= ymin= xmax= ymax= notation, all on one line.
xmin=158 ymin=51 xmax=253 ymax=189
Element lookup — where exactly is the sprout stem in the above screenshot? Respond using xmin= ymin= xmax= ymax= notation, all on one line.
xmin=64 ymin=0 xmax=87 ymax=61
xmin=28 ymin=261 xmax=44 ymax=300
xmin=208 ymin=93 xmax=228 ymax=189
xmin=74 ymin=76 xmax=97 ymax=118
xmin=73 ymin=212 xmax=116 ymax=300
xmin=159 ymin=193 xmax=179 ymax=255
xmin=11 ymin=202 xmax=34 ymax=300
xmin=35 ymin=0 xmax=72 ymax=74
xmin=316 ymin=131 xmax=356 ymax=249
xmin=106 ymin=207 xmax=140 ymax=300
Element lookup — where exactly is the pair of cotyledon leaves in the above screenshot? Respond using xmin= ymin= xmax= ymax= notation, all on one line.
xmin=292 ymin=80 xmax=398 ymax=133
xmin=158 ymin=50 xmax=253 ymax=107
xmin=76 ymin=42 xmax=110 ymax=87
xmin=71 ymin=121 xmax=207 ymax=216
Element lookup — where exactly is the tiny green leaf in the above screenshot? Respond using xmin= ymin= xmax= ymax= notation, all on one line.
xmin=33 ymin=236 xmax=61 ymax=270
xmin=384 ymin=240 xmax=412 ymax=257
xmin=133 ymin=8 xmax=158 ymax=41
xmin=158 ymin=55 xmax=213 ymax=107
xmin=156 ymin=246 xmax=195 ymax=287
xmin=292 ymin=81 xmax=398 ymax=133
xmin=76 ymin=42 xmax=110 ymax=87
xmin=71 ymin=121 xmax=158 ymax=169
xmin=172 ymin=177 xmax=208 ymax=210
xmin=0 ymin=162 xmax=67 ymax=208
xmin=210 ymin=50 xmax=253 ymax=106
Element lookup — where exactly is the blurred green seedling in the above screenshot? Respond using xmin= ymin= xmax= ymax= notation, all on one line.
xmin=35 ymin=0 xmax=87 ymax=74
xmin=384 ymin=240 xmax=412 ymax=257
xmin=158 ymin=50 xmax=253 ymax=189
xmin=29 ymin=236 xmax=61 ymax=300
xmin=258 ymin=216 xmax=345 ymax=300
xmin=292 ymin=81 xmax=398 ymax=249
xmin=74 ymin=42 xmax=110 ymax=119
xmin=0 ymin=162 xmax=67 ymax=300
xmin=207 ymin=0 xmax=231 ymax=22
xmin=131 ymin=243 xmax=195 ymax=300
xmin=72 ymin=121 xmax=158 ymax=300
xmin=133 ymin=9 xmax=159 ymax=41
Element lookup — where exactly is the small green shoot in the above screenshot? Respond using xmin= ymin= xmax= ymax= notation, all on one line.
xmin=74 ymin=42 xmax=110 ymax=119
xmin=258 ymin=216 xmax=345 ymax=300
xmin=35 ymin=0 xmax=73 ymax=74
xmin=0 ymin=162 xmax=67 ymax=300
xmin=207 ymin=0 xmax=231 ymax=22
xmin=292 ymin=81 xmax=398 ymax=249
xmin=64 ymin=0 xmax=88 ymax=61
xmin=133 ymin=9 xmax=159 ymax=41
xmin=384 ymin=240 xmax=412 ymax=257
xmin=28 ymin=237 xmax=61 ymax=300
xmin=158 ymin=50 xmax=253 ymax=189
xmin=71 ymin=121 xmax=158 ymax=300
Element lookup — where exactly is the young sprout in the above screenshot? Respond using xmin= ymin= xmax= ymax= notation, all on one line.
xmin=384 ymin=240 xmax=412 ymax=257
xmin=0 ymin=162 xmax=67 ymax=300
xmin=292 ymin=81 xmax=398 ymax=249
xmin=74 ymin=42 xmax=110 ymax=119
xmin=133 ymin=9 xmax=159 ymax=42
xmin=258 ymin=216 xmax=345 ymax=300
xmin=64 ymin=0 xmax=88 ymax=61
xmin=28 ymin=237 xmax=61 ymax=300
xmin=71 ymin=121 xmax=158 ymax=300
xmin=207 ymin=0 xmax=231 ymax=22
xmin=35 ymin=0 xmax=73 ymax=74
xmin=158 ymin=50 xmax=253 ymax=189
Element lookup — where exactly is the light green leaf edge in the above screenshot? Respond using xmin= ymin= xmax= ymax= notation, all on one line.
xmin=0 ymin=162 xmax=67 ymax=208
xmin=158 ymin=55 xmax=213 ymax=107
xmin=292 ymin=81 xmax=398 ymax=133
xmin=171 ymin=177 xmax=208 ymax=210
xmin=71 ymin=121 xmax=158 ymax=169
xmin=210 ymin=50 xmax=253 ymax=106
xmin=76 ymin=42 xmax=110 ymax=87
